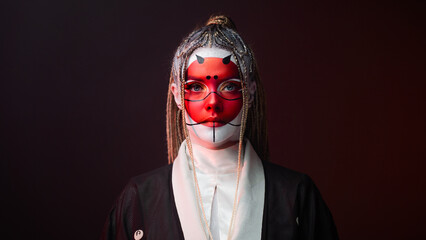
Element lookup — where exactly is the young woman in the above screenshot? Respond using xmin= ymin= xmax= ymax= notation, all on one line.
xmin=101 ymin=15 xmax=338 ymax=240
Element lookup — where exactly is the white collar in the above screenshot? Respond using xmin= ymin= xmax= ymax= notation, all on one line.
xmin=186 ymin=141 xmax=240 ymax=174
xmin=172 ymin=140 xmax=265 ymax=240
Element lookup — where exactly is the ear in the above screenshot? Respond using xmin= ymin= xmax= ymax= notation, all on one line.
xmin=170 ymin=82 xmax=183 ymax=110
xmin=247 ymin=81 xmax=257 ymax=107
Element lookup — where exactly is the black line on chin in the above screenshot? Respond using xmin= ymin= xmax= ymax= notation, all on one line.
xmin=213 ymin=122 xmax=215 ymax=142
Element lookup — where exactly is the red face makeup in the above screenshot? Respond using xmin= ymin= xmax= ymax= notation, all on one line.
xmin=185 ymin=55 xmax=242 ymax=127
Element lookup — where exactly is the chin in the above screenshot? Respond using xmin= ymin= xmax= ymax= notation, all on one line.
xmin=187 ymin=124 xmax=240 ymax=149
xmin=185 ymin=110 xmax=242 ymax=149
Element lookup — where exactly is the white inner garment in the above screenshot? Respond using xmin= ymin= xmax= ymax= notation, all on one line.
xmin=172 ymin=140 xmax=265 ymax=240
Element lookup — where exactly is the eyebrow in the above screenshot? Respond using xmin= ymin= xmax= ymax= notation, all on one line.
xmin=225 ymin=78 xmax=242 ymax=82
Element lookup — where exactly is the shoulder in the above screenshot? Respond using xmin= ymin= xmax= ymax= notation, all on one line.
xmin=124 ymin=164 xmax=173 ymax=194
xmin=101 ymin=164 xmax=181 ymax=239
xmin=262 ymin=161 xmax=313 ymax=187
xmin=110 ymin=165 xmax=174 ymax=220
xmin=130 ymin=164 xmax=173 ymax=186
xmin=261 ymin=162 xmax=339 ymax=239
xmin=116 ymin=164 xmax=173 ymax=204
xmin=261 ymin=160 xmax=318 ymax=202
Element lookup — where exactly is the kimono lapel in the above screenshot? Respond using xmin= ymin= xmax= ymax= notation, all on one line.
xmin=172 ymin=141 xmax=209 ymax=240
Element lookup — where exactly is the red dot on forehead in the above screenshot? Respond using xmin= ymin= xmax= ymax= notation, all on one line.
xmin=187 ymin=57 xmax=239 ymax=80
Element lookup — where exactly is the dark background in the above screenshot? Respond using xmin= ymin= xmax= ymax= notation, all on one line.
xmin=1 ymin=0 xmax=425 ymax=239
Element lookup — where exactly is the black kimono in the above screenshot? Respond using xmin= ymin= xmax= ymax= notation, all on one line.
xmin=100 ymin=161 xmax=339 ymax=240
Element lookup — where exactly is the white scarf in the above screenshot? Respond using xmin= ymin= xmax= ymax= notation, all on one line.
xmin=172 ymin=140 xmax=265 ymax=240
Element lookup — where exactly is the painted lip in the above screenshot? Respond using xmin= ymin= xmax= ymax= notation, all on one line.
xmin=200 ymin=117 xmax=226 ymax=127
xmin=185 ymin=116 xmax=221 ymax=127
xmin=201 ymin=121 xmax=225 ymax=127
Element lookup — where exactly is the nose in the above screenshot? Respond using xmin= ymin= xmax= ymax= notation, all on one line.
xmin=204 ymin=92 xmax=223 ymax=113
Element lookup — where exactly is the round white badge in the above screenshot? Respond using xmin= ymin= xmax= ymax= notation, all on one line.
xmin=134 ymin=229 xmax=143 ymax=240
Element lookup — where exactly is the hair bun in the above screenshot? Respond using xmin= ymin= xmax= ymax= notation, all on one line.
xmin=206 ymin=15 xmax=237 ymax=30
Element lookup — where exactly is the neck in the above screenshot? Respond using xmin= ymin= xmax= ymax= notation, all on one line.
xmin=186 ymin=141 xmax=242 ymax=174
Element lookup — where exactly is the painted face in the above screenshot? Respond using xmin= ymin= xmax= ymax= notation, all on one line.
xmin=184 ymin=47 xmax=243 ymax=147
